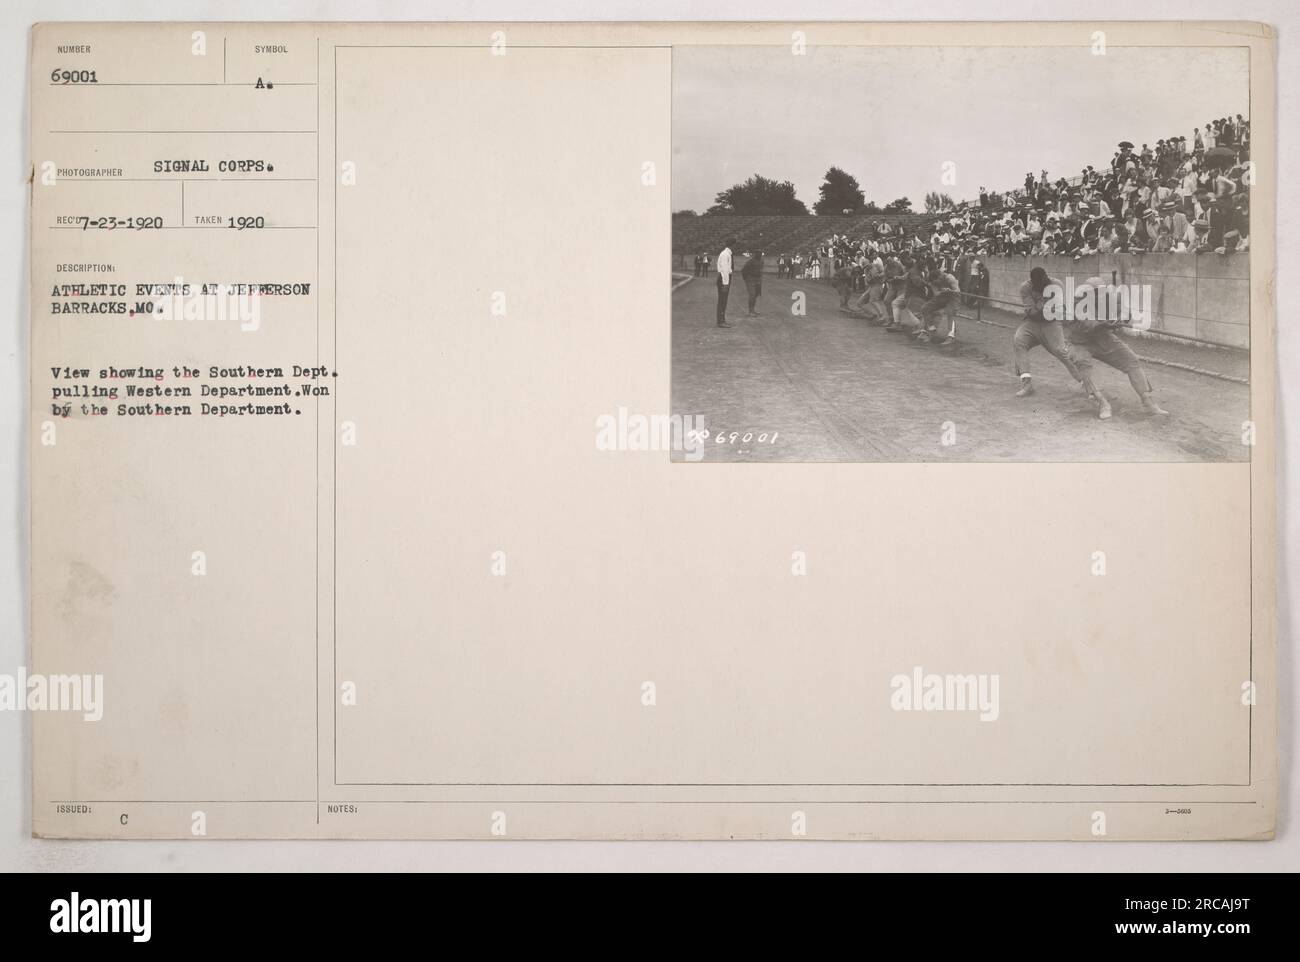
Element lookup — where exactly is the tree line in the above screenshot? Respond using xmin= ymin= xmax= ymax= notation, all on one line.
xmin=673 ymin=168 xmax=958 ymax=218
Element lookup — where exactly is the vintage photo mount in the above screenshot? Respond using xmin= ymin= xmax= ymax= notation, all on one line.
xmin=27 ymin=21 xmax=1276 ymax=841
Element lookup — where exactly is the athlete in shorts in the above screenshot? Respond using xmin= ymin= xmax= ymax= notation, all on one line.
xmin=1012 ymin=267 xmax=1087 ymax=403
xmin=1065 ymin=276 xmax=1170 ymax=418
xmin=915 ymin=267 xmax=961 ymax=344
xmin=884 ymin=256 xmax=911 ymax=332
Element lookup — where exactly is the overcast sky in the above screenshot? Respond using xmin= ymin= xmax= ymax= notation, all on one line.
xmin=672 ymin=45 xmax=1250 ymax=213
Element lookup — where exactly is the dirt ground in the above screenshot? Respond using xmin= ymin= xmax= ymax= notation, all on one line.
xmin=671 ymin=275 xmax=1251 ymax=462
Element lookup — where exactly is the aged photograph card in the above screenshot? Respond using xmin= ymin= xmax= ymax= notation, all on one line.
xmin=28 ymin=20 xmax=1276 ymax=839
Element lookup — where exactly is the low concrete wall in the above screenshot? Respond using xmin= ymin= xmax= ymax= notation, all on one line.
xmin=982 ymin=253 xmax=1249 ymax=349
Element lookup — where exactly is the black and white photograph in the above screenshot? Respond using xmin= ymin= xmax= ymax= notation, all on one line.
xmin=672 ymin=44 xmax=1253 ymax=461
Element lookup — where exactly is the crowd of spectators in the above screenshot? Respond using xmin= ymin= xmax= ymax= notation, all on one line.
xmin=753 ymin=114 xmax=1252 ymax=296
xmin=925 ymin=114 xmax=1251 ymax=258
xmin=941 ymin=115 xmax=1253 ymax=258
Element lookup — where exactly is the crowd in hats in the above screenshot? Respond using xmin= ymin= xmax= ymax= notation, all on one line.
xmin=923 ymin=114 xmax=1251 ymax=260
xmin=764 ymin=114 xmax=1251 ymax=303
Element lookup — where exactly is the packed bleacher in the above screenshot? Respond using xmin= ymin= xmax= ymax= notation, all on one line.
xmin=916 ymin=114 xmax=1251 ymax=259
xmin=676 ymin=114 xmax=1251 ymax=284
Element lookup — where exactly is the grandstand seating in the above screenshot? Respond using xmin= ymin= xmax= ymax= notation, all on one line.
xmin=672 ymin=213 xmax=932 ymax=256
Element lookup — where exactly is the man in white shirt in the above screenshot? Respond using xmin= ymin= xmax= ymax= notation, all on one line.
xmin=715 ymin=238 xmax=736 ymax=328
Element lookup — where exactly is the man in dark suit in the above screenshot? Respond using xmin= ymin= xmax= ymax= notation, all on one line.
xmin=741 ymin=251 xmax=764 ymax=316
